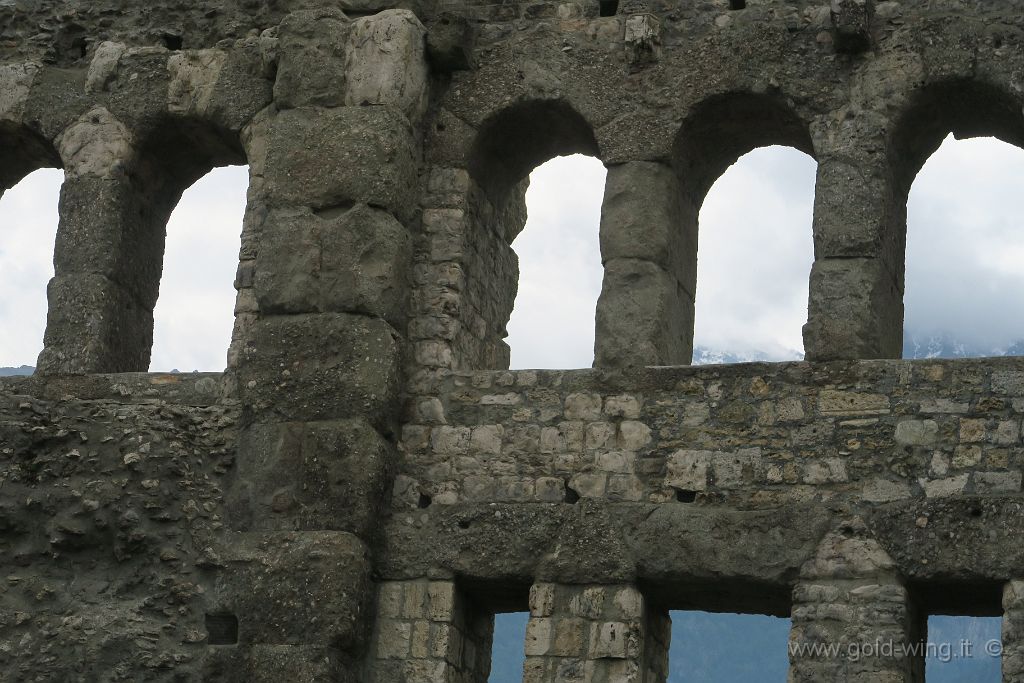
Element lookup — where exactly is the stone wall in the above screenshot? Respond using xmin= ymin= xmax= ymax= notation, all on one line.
xmin=3 ymin=0 xmax=1024 ymax=680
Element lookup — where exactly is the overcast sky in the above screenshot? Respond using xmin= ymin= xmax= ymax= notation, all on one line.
xmin=1 ymin=135 xmax=1023 ymax=371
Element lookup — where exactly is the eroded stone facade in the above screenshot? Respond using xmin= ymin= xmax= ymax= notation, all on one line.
xmin=2 ymin=0 xmax=1024 ymax=680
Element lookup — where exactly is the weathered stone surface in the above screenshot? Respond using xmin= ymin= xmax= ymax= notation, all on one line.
xmin=595 ymin=258 xmax=693 ymax=367
xmin=6 ymin=3 xmax=1024 ymax=681
xmin=274 ymin=9 xmax=351 ymax=109
xmin=263 ymin=106 xmax=418 ymax=222
xmin=343 ymin=10 xmax=428 ymax=122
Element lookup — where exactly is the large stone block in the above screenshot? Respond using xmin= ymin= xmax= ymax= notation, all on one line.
xmin=228 ymin=419 xmax=395 ymax=538
xmin=274 ymin=9 xmax=352 ymax=109
xmin=254 ymin=205 xmax=412 ymax=323
xmin=344 ymin=10 xmax=428 ymax=122
xmin=37 ymin=273 xmax=152 ymax=373
xmin=594 ymin=258 xmax=693 ymax=368
xmin=812 ymin=156 xmax=902 ymax=270
xmin=320 ymin=203 xmax=411 ymax=323
xmin=263 ymin=106 xmax=419 ymax=223
xmin=803 ymin=257 xmax=902 ymax=361
xmin=236 ymin=313 xmax=402 ymax=424
xmin=600 ymin=161 xmax=695 ymax=292
xmin=211 ymin=531 xmax=373 ymax=650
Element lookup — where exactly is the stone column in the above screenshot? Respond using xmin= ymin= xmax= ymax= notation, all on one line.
xmin=595 ymin=161 xmax=694 ymax=368
xmin=218 ymin=9 xmax=429 ymax=680
xmin=524 ymin=582 xmax=670 ymax=683
xmin=38 ymin=106 xmax=156 ymax=373
xmin=803 ymin=138 xmax=904 ymax=361
xmin=1003 ymin=581 xmax=1024 ymax=681
xmin=789 ymin=519 xmax=924 ymax=682
xmin=364 ymin=580 xmax=494 ymax=683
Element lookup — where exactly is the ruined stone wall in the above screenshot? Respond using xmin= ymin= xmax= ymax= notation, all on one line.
xmin=3 ymin=0 xmax=1024 ymax=681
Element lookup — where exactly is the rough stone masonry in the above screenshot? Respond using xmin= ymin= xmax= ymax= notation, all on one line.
xmin=1 ymin=0 xmax=1024 ymax=681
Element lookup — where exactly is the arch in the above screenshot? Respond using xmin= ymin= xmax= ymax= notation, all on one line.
xmin=130 ymin=117 xmax=249 ymax=371
xmin=890 ymin=79 xmax=1024 ymax=198
xmin=673 ymin=91 xmax=816 ymax=206
xmin=890 ymin=79 xmax=1024 ymax=359
xmin=39 ymin=114 xmax=250 ymax=373
xmin=468 ymin=98 xmax=600 ymax=205
xmin=0 ymin=123 xmax=62 ymax=372
xmin=0 ymin=122 xmax=61 ymax=193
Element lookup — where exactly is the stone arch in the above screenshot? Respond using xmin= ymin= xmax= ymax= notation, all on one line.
xmin=421 ymin=98 xmax=603 ymax=371
xmin=592 ymin=91 xmax=815 ymax=368
xmin=889 ymin=78 xmax=1024 ymax=358
xmin=468 ymin=98 xmax=601 ymax=207
xmin=39 ymin=113 xmax=250 ymax=373
xmin=890 ymin=78 xmax=1024 ymax=197
xmin=0 ymin=122 xmax=62 ymax=369
xmin=673 ymin=91 xmax=816 ymax=208
xmin=0 ymin=122 xmax=62 ymax=193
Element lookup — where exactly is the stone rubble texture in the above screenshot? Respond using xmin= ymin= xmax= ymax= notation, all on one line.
xmin=1 ymin=0 xmax=1023 ymax=681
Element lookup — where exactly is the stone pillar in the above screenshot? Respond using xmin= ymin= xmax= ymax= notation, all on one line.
xmin=364 ymin=580 xmax=494 ymax=683
xmin=595 ymin=161 xmax=694 ymax=368
xmin=789 ymin=519 xmax=924 ymax=682
xmin=803 ymin=141 xmax=904 ymax=361
xmin=221 ymin=9 xmax=429 ymax=680
xmin=38 ymin=106 xmax=156 ymax=373
xmin=1003 ymin=581 xmax=1024 ymax=681
xmin=524 ymin=582 xmax=670 ymax=683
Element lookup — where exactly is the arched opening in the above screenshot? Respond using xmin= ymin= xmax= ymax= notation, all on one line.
xmin=0 ymin=168 xmax=63 ymax=374
xmin=505 ymin=155 xmax=605 ymax=369
xmin=893 ymin=80 xmax=1024 ymax=358
xmin=693 ymin=146 xmax=816 ymax=363
xmin=674 ymin=92 xmax=816 ymax=365
xmin=0 ymin=124 xmax=62 ymax=375
xmin=451 ymin=99 xmax=601 ymax=370
xmin=904 ymin=135 xmax=1024 ymax=358
xmin=129 ymin=118 xmax=249 ymax=372
xmin=149 ymin=165 xmax=249 ymax=372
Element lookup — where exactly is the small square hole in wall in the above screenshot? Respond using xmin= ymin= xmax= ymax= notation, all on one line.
xmin=599 ymin=0 xmax=619 ymax=17
xmin=206 ymin=613 xmax=239 ymax=645
xmin=730 ymin=0 xmax=746 ymax=9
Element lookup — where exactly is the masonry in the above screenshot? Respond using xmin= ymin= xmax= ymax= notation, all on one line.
xmin=1 ymin=0 xmax=1024 ymax=680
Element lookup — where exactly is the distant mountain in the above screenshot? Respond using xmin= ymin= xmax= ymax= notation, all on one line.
xmin=693 ymin=347 xmax=802 ymax=365
xmin=904 ymin=332 xmax=1024 ymax=360
xmin=0 ymin=365 xmax=33 ymax=376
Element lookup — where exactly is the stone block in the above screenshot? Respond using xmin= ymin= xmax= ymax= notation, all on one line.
xmin=236 ymin=313 xmax=402 ymax=424
xmin=320 ymin=204 xmax=412 ymax=324
xmin=803 ymin=257 xmax=902 ymax=361
xmin=264 ymin=106 xmax=418 ymax=223
xmin=274 ymin=9 xmax=352 ymax=109
xmin=254 ymin=209 xmax=320 ymax=314
xmin=600 ymin=161 xmax=693 ymax=289
xmin=594 ymin=259 xmax=693 ymax=368
xmin=344 ymin=10 xmax=428 ymax=122
xmin=37 ymin=273 xmax=152 ymax=374
xmin=211 ymin=531 xmax=372 ymax=650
